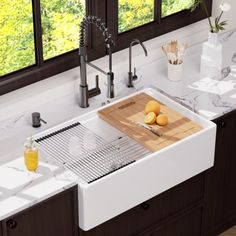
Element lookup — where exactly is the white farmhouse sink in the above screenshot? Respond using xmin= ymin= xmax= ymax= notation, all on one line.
xmin=34 ymin=88 xmax=216 ymax=231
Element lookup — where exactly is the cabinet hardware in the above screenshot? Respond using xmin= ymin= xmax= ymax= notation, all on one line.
xmin=218 ymin=120 xmax=226 ymax=128
xmin=141 ymin=202 xmax=150 ymax=210
xmin=6 ymin=219 xmax=17 ymax=229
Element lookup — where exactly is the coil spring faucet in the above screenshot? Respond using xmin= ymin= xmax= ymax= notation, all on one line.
xmin=79 ymin=15 xmax=115 ymax=108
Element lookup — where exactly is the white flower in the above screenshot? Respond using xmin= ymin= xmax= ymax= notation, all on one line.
xmin=219 ymin=2 xmax=231 ymax=12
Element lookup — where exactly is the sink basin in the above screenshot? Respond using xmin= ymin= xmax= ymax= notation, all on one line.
xmin=34 ymin=88 xmax=216 ymax=231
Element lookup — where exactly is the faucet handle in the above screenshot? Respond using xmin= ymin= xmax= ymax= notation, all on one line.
xmin=95 ymin=75 xmax=99 ymax=88
xmin=88 ymin=75 xmax=101 ymax=98
xmin=133 ymin=67 xmax=138 ymax=81
xmin=107 ymin=72 xmax=115 ymax=98
xmin=127 ymin=68 xmax=138 ymax=88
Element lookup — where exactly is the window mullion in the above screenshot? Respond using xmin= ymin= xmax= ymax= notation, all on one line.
xmin=154 ymin=0 xmax=161 ymax=23
xmin=32 ymin=0 xmax=44 ymax=67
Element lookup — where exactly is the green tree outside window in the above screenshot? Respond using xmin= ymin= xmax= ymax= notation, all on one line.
xmin=118 ymin=0 xmax=154 ymax=33
xmin=41 ymin=0 xmax=85 ymax=60
xmin=0 ymin=0 xmax=35 ymax=76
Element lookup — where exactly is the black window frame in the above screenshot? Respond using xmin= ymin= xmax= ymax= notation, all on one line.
xmin=107 ymin=0 xmax=212 ymax=52
xmin=0 ymin=0 xmax=106 ymax=95
xmin=0 ymin=0 xmax=212 ymax=95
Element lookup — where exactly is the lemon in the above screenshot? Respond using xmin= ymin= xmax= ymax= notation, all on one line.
xmin=156 ymin=114 xmax=168 ymax=126
xmin=144 ymin=112 xmax=156 ymax=125
xmin=145 ymin=100 xmax=161 ymax=115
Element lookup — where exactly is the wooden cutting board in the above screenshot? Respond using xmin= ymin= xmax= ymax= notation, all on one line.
xmin=98 ymin=92 xmax=203 ymax=152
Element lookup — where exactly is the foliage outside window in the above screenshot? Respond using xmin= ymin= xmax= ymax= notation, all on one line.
xmin=0 ymin=0 xmax=35 ymax=76
xmin=41 ymin=0 xmax=86 ymax=60
xmin=118 ymin=0 xmax=154 ymax=33
xmin=0 ymin=0 xmax=85 ymax=77
xmin=162 ymin=0 xmax=194 ymax=17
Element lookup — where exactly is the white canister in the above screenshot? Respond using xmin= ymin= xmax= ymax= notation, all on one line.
xmin=167 ymin=62 xmax=183 ymax=82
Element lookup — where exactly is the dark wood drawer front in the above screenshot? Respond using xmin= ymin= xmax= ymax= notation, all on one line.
xmin=140 ymin=207 xmax=202 ymax=236
xmin=81 ymin=173 xmax=204 ymax=236
xmin=2 ymin=187 xmax=78 ymax=236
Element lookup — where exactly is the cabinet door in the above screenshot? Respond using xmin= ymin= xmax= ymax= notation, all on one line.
xmin=2 ymin=187 xmax=78 ymax=236
xmin=139 ymin=207 xmax=202 ymax=236
xmin=203 ymin=111 xmax=236 ymax=235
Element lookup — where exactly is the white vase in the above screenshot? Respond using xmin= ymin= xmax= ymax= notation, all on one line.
xmin=200 ymin=32 xmax=222 ymax=77
xmin=208 ymin=32 xmax=218 ymax=45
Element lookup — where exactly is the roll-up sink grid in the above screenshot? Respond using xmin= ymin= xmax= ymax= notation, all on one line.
xmin=35 ymin=122 xmax=150 ymax=184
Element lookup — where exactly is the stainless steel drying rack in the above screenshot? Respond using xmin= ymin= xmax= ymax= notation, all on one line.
xmin=35 ymin=122 xmax=150 ymax=184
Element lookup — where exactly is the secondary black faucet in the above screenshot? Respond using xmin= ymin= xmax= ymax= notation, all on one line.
xmin=79 ymin=15 xmax=115 ymax=108
xmin=127 ymin=39 xmax=148 ymax=88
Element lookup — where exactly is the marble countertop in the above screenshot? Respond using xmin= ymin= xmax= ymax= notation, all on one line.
xmin=130 ymin=29 xmax=236 ymax=120
xmin=0 ymin=28 xmax=235 ymax=222
xmin=0 ymin=154 xmax=78 ymax=221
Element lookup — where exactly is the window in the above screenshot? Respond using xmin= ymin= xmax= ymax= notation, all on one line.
xmin=0 ymin=0 xmax=86 ymax=77
xmin=117 ymin=0 xmax=197 ymax=33
xmin=118 ymin=0 xmax=155 ymax=33
xmin=0 ymin=0 xmax=212 ymax=95
xmin=108 ymin=0 xmax=212 ymax=52
xmin=0 ymin=0 xmax=105 ymax=94
xmin=162 ymin=0 xmax=194 ymax=17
